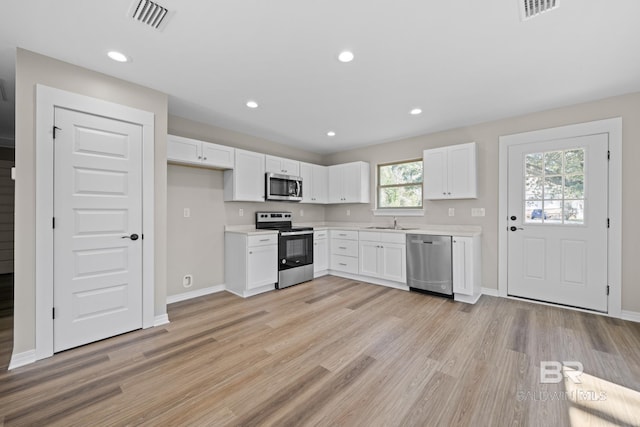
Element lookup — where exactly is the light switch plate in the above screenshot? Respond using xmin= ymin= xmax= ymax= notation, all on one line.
xmin=183 ymin=208 xmax=190 ymax=218
xmin=448 ymin=208 xmax=455 ymax=216
xmin=472 ymin=208 xmax=485 ymax=217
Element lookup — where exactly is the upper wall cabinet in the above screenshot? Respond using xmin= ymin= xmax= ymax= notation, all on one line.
xmin=223 ymin=149 xmax=266 ymax=202
xmin=300 ymin=162 xmax=328 ymax=204
xmin=328 ymin=161 xmax=370 ymax=204
xmin=423 ymin=142 xmax=477 ymax=200
xmin=167 ymin=134 xmax=235 ymax=169
xmin=265 ymin=155 xmax=300 ymax=176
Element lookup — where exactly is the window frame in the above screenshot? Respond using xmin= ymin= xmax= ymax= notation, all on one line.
xmin=376 ymin=158 xmax=424 ymax=210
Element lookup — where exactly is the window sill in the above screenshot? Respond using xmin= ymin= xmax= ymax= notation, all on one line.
xmin=371 ymin=209 xmax=425 ymax=217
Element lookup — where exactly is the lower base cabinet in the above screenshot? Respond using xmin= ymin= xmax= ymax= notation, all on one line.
xmin=358 ymin=231 xmax=406 ymax=283
xmin=313 ymin=230 xmax=329 ymax=275
xmin=452 ymin=235 xmax=482 ymax=302
xmin=225 ymin=232 xmax=278 ymax=297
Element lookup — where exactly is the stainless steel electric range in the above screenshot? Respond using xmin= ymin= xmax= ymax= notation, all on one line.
xmin=255 ymin=212 xmax=314 ymax=289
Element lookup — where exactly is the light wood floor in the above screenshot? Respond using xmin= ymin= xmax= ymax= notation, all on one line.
xmin=1 ymin=275 xmax=640 ymax=426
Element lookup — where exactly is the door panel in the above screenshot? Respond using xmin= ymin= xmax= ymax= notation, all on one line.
xmin=507 ymin=134 xmax=608 ymax=311
xmin=54 ymin=107 xmax=143 ymax=352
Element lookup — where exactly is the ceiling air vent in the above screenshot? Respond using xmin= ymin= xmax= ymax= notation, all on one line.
xmin=520 ymin=0 xmax=559 ymax=20
xmin=130 ymin=0 xmax=169 ymax=30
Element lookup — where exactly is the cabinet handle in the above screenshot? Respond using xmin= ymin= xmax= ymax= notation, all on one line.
xmin=448 ymin=192 xmax=451 ymax=195
xmin=198 ymin=155 xmax=202 ymax=159
xmin=259 ymin=239 xmax=270 ymax=242
xmin=203 ymin=156 xmax=207 ymax=160
xmin=339 ymin=246 xmax=347 ymax=249
xmin=339 ymin=263 xmax=347 ymax=266
xmin=249 ymin=251 xmax=253 ymax=254
xmin=442 ymin=192 xmax=446 ymax=195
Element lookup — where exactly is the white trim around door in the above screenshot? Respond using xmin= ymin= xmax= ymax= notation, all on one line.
xmin=498 ymin=118 xmax=622 ymax=318
xmin=34 ymin=85 xmax=155 ymax=362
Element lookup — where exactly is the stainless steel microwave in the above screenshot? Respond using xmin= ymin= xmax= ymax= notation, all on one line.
xmin=266 ymin=173 xmax=303 ymax=201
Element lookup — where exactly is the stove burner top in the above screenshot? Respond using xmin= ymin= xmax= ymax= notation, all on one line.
xmin=254 ymin=211 xmax=312 ymax=234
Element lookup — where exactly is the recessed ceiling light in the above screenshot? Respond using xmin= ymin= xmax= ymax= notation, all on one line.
xmin=107 ymin=51 xmax=129 ymax=63
xmin=327 ymin=131 xmax=336 ymax=137
xmin=338 ymin=51 xmax=354 ymax=63
xmin=410 ymin=108 xmax=423 ymax=115
xmin=246 ymin=100 xmax=259 ymax=109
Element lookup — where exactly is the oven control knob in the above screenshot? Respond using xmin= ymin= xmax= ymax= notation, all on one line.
xmin=281 ymin=259 xmax=286 ymax=264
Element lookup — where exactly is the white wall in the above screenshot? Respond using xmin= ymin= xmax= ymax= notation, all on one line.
xmin=324 ymin=92 xmax=640 ymax=313
xmin=14 ymin=49 xmax=168 ymax=354
xmin=167 ymin=116 xmax=326 ymax=297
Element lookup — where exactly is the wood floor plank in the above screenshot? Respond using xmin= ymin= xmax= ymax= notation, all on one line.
xmin=1 ymin=276 xmax=639 ymax=426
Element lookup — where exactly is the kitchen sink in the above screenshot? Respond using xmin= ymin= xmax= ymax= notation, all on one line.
xmin=365 ymin=226 xmax=417 ymax=231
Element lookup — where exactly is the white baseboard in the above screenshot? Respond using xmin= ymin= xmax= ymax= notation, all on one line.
xmin=481 ymin=287 xmax=500 ymax=297
xmin=621 ymin=310 xmax=640 ymax=323
xmin=455 ymin=292 xmax=482 ymax=305
xmin=166 ymin=284 xmax=226 ymax=305
xmin=8 ymin=349 xmax=37 ymax=370
xmin=153 ymin=314 xmax=170 ymax=327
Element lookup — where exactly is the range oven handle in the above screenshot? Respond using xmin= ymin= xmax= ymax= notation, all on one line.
xmin=280 ymin=230 xmax=314 ymax=236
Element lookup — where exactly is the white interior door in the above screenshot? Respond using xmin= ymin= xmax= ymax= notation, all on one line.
xmin=53 ymin=107 xmax=143 ymax=352
xmin=507 ymin=133 xmax=608 ymax=311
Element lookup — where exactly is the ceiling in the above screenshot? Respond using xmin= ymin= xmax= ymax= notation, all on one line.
xmin=1 ymin=0 xmax=640 ymax=153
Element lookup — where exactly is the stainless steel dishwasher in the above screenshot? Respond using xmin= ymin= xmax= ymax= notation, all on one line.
xmin=406 ymin=234 xmax=453 ymax=297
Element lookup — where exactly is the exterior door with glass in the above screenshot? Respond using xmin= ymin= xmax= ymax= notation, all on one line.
xmin=507 ymin=133 xmax=608 ymax=311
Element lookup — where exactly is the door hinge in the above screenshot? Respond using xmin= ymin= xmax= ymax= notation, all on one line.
xmin=607 ymin=150 xmax=610 ymax=160
xmin=607 ymin=218 xmax=610 ymax=228
xmin=52 ymin=217 xmax=55 ymax=229
xmin=52 ymin=307 xmax=56 ymax=319
xmin=606 ymin=285 xmax=610 ymax=296
xmin=53 ymin=126 xmax=61 ymax=139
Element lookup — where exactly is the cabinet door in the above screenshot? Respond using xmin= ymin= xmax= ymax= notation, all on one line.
xmin=423 ymin=147 xmax=448 ymax=199
xmin=359 ymin=241 xmax=380 ymax=277
xmin=452 ymin=237 xmax=472 ymax=295
xmin=201 ymin=142 xmax=235 ymax=169
xmin=281 ymin=158 xmax=300 ymax=176
xmin=234 ymin=149 xmax=266 ymax=201
xmin=314 ymin=238 xmax=328 ymax=273
xmin=265 ymin=155 xmax=283 ymax=174
xmin=300 ymin=162 xmax=314 ymax=203
xmin=328 ymin=165 xmax=343 ymax=203
xmin=341 ymin=163 xmax=361 ymax=203
xmin=312 ymin=164 xmax=328 ymax=203
xmin=167 ymin=135 xmax=201 ymax=165
xmin=448 ymin=143 xmax=477 ymax=198
xmin=247 ymin=244 xmax=277 ymax=289
xmin=380 ymin=243 xmax=406 ymax=283
xmin=265 ymin=155 xmax=299 ymax=176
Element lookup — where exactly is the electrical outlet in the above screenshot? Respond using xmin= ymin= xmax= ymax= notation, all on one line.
xmin=239 ymin=208 xmax=244 ymax=217
xmin=472 ymin=208 xmax=486 ymax=217
xmin=183 ymin=208 xmax=190 ymax=218
xmin=347 ymin=209 xmax=351 ymax=216
xmin=448 ymin=208 xmax=455 ymax=217
xmin=300 ymin=209 xmax=304 ymax=217
xmin=182 ymin=274 xmax=193 ymax=288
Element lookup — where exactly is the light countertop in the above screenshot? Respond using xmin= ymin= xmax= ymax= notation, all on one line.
xmin=225 ymin=223 xmax=481 ymax=237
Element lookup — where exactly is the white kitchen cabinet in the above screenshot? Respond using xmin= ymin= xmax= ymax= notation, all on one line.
xmin=167 ymin=134 xmax=235 ymax=169
xmin=300 ymin=162 xmax=328 ymax=204
xmin=265 ymin=155 xmax=300 ymax=176
xmin=329 ymin=229 xmax=359 ymax=274
xmin=224 ymin=149 xmax=265 ymax=202
xmin=328 ymin=161 xmax=370 ymax=204
xmin=225 ymin=232 xmax=278 ymax=297
xmin=358 ymin=231 xmax=406 ymax=283
xmin=452 ymin=235 xmax=482 ymax=303
xmin=313 ymin=230 xmax=329 ymax=276
xmin=423 ymin=142 xmax=477 ymax=200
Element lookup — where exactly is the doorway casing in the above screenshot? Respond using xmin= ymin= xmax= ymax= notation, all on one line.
xmin=498 ymin=118 xmax=622 ymax=318
xmin=34 ymin=85 xmax=155 ymax=361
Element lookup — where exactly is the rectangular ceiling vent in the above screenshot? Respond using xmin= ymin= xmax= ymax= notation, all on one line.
xmin=130 ymin=0 xmax=169 ymax=30
xmin=520 ymin=0 xmax=559 ymax=20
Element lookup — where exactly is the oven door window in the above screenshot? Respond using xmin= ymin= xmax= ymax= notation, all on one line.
xmin=279 ymin=234 xmax=313 ymax=270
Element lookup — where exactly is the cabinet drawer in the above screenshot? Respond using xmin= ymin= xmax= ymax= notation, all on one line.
xmin=331 ymin=239 xmax=359 ymax=257
xmin=331 ymin=254 xmax=359 ymax=274
xmin=381 ymin=232 xmax=406 ymax=245
xmin=359 ymin=231 xmax=380 ymax=242
xmin=248 ymin=234 xmax=278 ymax=247
xmin=330 ymin=230 xmax=358 ymax=240
xmin=314 ymin=230 xmax=328 ymax=240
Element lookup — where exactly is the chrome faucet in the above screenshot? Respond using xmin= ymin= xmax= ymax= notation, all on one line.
xmin=393 ymin=216 xmax=398 ymax=229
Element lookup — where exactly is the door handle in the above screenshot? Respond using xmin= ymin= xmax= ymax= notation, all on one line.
xmin=122 ymin=233 xmax=139 ymax=240
xmin=509 ymin=226 xmax=524 ymax=232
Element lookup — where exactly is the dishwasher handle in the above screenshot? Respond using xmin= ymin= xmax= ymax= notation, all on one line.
xmin=409 ymin=239 xmax=445 ymax=245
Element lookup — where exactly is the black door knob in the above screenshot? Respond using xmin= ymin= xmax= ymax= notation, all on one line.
xmin=122 ymin=234 xmax=139 ymax=240
xmin=510 ymin=226 xmax=517 ymax=231
xmin=510 ymin=216 xmax=517 ymax=221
